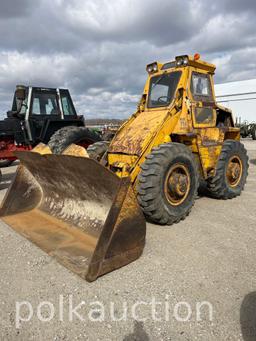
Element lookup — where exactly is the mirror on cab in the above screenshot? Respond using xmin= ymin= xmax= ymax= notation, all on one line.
xmin=15 ymin=85 xmax=26 ymax=101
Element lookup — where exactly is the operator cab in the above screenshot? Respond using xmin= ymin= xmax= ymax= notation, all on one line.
xmin=10 ymin=86 xmax=77 ymax=118
xmin=5 ymin=85 xmax=82 ymax=145
xmin=145 ymin=54 xmax=234 ymax=128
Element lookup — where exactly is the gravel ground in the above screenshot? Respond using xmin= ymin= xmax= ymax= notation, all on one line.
xmin=0 ymin=140 xmax=256 ymax=341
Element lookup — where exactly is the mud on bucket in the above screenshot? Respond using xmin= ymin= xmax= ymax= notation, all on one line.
xmin=0 ymin=150 xmax=146 ymax=282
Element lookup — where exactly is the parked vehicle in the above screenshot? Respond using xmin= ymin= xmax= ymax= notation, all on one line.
xmin=236 ymin=120 xmax=256 ymax=140
xmin=0 ymin=54 xmax=248 ymax=281
xmin=0 ymin=85 xmax=101 ymax=167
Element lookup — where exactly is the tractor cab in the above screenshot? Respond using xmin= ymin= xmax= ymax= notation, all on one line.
xmin=11 ymin=86 xmax=77 ymax=118
xmin=5 ymin=85 xmax=84 ymax=145
xmin=0 ymin=85 xmax=89 ymax=166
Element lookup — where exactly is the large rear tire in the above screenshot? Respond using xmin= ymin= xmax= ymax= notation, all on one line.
xmin=137 ymin=143 xmax=199 ymax=225
xmin=87 ymin=141 xmax=109 ymax=161
xmin=207 ymin=140 xmax=248 ymax=199
xmin=48 ymin=126 xmax=101 ymax=154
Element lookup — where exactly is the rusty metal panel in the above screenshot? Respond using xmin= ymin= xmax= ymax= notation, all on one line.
xmin=197 ymin=145 xmax=222 ymax=176
xmin=196 ymin=128 xmax=224 ymax=177
xmin=108 ymin=110 xmax=168 ymax=156
xmin=199 ymin=128 xmax=224 ymax=146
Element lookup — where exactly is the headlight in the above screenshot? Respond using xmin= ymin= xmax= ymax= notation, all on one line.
xmin=153 ymin=64 xmax=158 ymax=72
xmin=146 ymin=62 xmax=158 ymax=73
xmin=183 ymin=56 xmax=189 ymax=65
xmin=147 ymin=65 xmax=153 ymax=73
xmin=175 ymin=55 xmax=189 ymax=67
xmin=176 ymin=58 xmax=183 ymax=66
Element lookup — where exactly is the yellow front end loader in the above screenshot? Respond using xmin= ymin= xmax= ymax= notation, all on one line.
xmin=0 ymin=54 xmax=249 ymax=281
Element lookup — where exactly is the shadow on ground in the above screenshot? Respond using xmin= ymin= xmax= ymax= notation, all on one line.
xmin=240 ymin=291 xmax=256 ymax=341
xmin=123 ymin=320 xmax=150 ymax=341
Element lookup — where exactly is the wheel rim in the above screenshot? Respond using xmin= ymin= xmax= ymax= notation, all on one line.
xmin=226 ymin=155 xmax=243 ymax=187
xmin=164 ymin=163 xmax=191 ymax=206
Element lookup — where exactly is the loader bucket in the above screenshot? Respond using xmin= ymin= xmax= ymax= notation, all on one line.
xmin=0 ymin=150 xmax=146 ymax=282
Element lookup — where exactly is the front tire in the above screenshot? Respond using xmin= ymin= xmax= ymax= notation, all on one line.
xmin=87 ymin=141 xmax=109 ymax=161
xmin=207 ymin=140 xmax=248 ymax=199
xmin=137 ymin=143 xmax=199 ymax=225
xmin=48 ymin=126 xmax=101 ymax=154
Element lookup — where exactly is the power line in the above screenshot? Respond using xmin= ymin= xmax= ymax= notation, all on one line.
xmin=218 ymin=97 xmax=256 ymax=103
xmin=216 ymin=91 xmax=256 ymax=98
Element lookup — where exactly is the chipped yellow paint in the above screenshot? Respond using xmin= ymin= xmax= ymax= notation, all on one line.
xmin=198 ymin=145 xmax=222 ymax=177
xmin=109 ymin=109 xmax=171 ymax=156
xmin=199 ymin=128 xmax=225 ymax=144
xmin=108 ymin=153 xmax=138 ymax=166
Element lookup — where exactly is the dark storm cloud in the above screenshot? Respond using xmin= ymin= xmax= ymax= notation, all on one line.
xmin=0 ymin=0 xmax=202 ymax=52
xmin=63 ymin=0 xmax=203 ymax=46
xmin=0 ymin=0 xmax=36 ymax=18
xmin=0 ymin=0 xmax=256 ymax=118
xmin=221 ymin=0 xmax=256 ymax=13
xmin=0 ymin=1 xmax=80 ymax=53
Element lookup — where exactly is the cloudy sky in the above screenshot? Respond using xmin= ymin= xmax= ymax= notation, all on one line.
xmin=0 ymin=0 xmax=256 ymax=119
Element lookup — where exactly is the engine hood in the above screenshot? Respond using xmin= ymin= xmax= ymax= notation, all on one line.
xmin=108 ymin=109 xmax=169 ymax=156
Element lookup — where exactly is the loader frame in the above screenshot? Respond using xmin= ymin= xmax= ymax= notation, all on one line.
xmin=0 ymin=54 xmax=245 ymax=282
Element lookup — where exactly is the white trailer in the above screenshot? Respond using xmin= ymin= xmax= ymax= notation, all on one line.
xmin=215 ymin=79 xmax=256 ymax=123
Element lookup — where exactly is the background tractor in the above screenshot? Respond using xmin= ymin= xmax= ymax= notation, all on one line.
xmin=236 ymin=120 xmax=256 ymax=140
xmin=251 ymin=123 xmax=256 ymax=140
xmin=0 ymin=85 xmax=101 ymax=167
xmin=0 ymin=54 xmax=249 ymax=281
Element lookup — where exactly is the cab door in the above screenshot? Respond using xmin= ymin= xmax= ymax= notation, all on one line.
xmin=28 ymin=88 xmax=61 ymax=143
xmin=190 ymin=71 xmax=216 ymax=129
xmin=190 ymin=71 xmax=223 ymax=177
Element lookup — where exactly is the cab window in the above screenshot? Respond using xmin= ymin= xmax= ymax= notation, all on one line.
xmin=61 ymin=96 xmax=76 ymax=116
xmin=60 ymin=90 xmax=77 ymax=116
xmin=191 ymin=72 xmax=213 ymax=101
xmin=194 ymin=107 xmax=214 ymax=124
xmin=11 ymin=88 xmax=28 ymax=115
xmin=31 ymin=92 xmax=59 ymax=115
xmin=148 ymin=71 xmax=181 ymax=108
